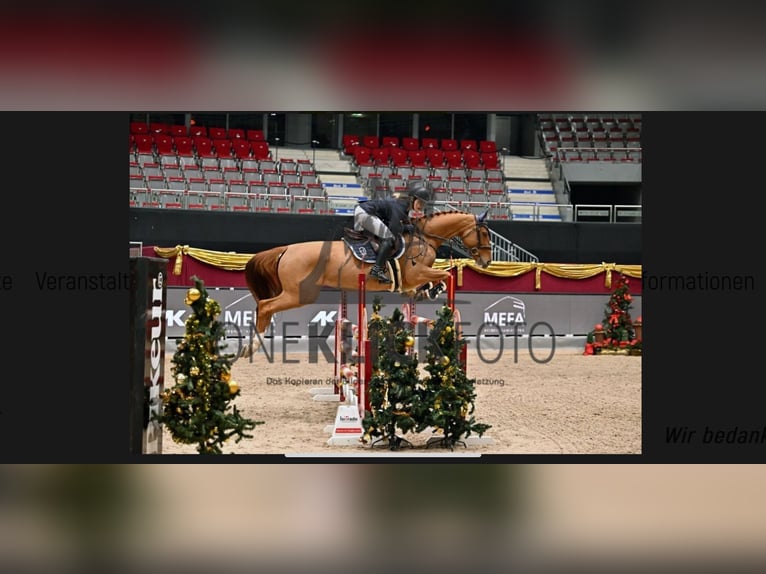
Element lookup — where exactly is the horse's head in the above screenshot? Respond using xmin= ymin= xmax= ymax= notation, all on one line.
xmin=418 ymin=210 xmax=493 ymax=268
xmin=462 ymin=210 xmax=492 ymax=268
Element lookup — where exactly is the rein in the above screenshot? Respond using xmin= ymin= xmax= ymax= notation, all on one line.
xmin=419 ymin=220 xmax=492 ymax=256
xmin=403 ymin=224 xmax=430 ymax=262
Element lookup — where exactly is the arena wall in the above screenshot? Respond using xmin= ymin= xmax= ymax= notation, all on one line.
xmin=129 ymin=208 xmax=641 ymax=265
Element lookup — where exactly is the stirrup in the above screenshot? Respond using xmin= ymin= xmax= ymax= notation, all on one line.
xmin=370 ymin=266 xmax=392 ymax=283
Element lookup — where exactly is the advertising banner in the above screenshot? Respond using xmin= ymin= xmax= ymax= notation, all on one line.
xmin=163 ymin=287 xmax=642 ymax=341
xmin=129 ymin=257 xmax=167 ymax=455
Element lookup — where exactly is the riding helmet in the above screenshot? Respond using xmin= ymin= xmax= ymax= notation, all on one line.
xmin=406 ymin=183 xmax=431 ymax=203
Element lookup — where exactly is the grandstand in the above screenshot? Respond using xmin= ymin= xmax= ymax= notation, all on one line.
xmin=129 ymin=112 xmax=641 ymax=224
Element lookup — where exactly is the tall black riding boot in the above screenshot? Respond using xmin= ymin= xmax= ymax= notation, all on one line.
xmin=370 ymin=238 xmax=394 ymax=284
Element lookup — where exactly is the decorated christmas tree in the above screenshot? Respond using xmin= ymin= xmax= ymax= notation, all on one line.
xmin=362 ymin=297 xmax=422 ymax=450
xmin=584 ymin=273 xmax=641 ymax=355
xmin=155 ymin=276 xmax=262 ymax=454
xmin=420 ymin=304 xmax=491 ymax=449
xmin=603 ymin=273 xmax=636 ymax=344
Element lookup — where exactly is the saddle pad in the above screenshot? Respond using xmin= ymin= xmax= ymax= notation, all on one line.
xmin=342 ymin=236 xmax=406 ymax=264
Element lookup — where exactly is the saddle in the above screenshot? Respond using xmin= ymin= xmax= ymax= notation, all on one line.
xmin=342 ymin=228 xmax=406 ymax=264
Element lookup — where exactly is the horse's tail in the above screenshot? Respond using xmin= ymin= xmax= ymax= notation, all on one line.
xmin=245 ymin=247 xmax=286 ymax=303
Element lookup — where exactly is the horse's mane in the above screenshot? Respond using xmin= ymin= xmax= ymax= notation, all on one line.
xmin=422 ymin=209 xmax=473 ymax=222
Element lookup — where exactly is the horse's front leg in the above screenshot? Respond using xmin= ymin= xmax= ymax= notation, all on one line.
xmin=402 ymin=266 xmax=450 ymax=294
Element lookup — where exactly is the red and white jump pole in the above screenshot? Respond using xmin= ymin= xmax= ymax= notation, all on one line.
xmin=445 ymin=264 xmax=467 ymax=373
xmin=358 ymin=273 xmax=370 ymax=418
xmin=326 ymin=273 xmax=369 ymax=444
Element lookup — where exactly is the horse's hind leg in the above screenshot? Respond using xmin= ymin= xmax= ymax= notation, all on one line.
xmin=240 ymin=288 xmax=303 ymax=358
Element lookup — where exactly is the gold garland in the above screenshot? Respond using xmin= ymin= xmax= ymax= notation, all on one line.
xmin=154 ymin=245 xmax=254 ymax=275
xmin=431 ymin=260 xmax=641 ymax=289
xmin=154 ymin=245 xmax=641 ymax=289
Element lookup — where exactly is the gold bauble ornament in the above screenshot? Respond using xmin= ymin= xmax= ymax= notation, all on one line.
xmin=221 ymin=371 xmax=231 ymax=382
xmin=176 ymin=373 xmax=186 ymax=383
xmin=187 ymin=287 xmax=201 ymax=302
xmin=189 ymin=366 xmax=200 ymax=376
xmin=228 ymin=381 xmax=239 ymax=394
xmin=404 ymin=336 xmax=415 ymax=347
xmin=441 ymin=356 xmax=450 ymax=365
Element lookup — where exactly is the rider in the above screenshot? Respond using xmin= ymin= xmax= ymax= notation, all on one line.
xmin=354 ymin=182 xmax=431 ymax=284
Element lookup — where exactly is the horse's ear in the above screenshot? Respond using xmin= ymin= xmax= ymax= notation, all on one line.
xmin=476 ymin=210 xmax=488 ymax=223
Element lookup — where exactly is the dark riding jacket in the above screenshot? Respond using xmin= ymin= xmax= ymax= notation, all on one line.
xmin=358 ymin=198 xmax=411 ymax=235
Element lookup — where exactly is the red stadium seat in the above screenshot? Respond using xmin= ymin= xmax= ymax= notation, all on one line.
xmin=153 ymin=134 xmax=173 ymax=155
xmin=130 ymin=121 xmax=148 ymax=135
xmin=481 ymin=152 xmax=499 ymax=170
xmin=421 ymin=137 xmax=439 ymax=150
xmin=479 ymin=140 xmax=497 ymax=153
xmin=232 ymin=140 xmax=252 ymax=159
xmin=194 ymin=137 xmax=215 ymax=158
xmin=208 ymin=127 xmax=227 ymax=140
xmin=251 ymin=142 xmax=271 ymax=160
xmin=402 ymin=137 xmax=419 ymax=151
xmin=353 ymin=146 xmax=372 ymax=165
xmin=213 ymin=139 xmax=233 ymax=157
xmin=342 ymin=134 xmax=360 ymax=155
xmin=228 ymin=128 xmax=246 ymax=140
xmin=168 ymin=124 xmax=187 ymax=137
xmin=149 ymin=122 xmax=169 ymax=135
xmin=372 ymin=147 xmax=390 ymax=165
xmin=134 ymin=134 xmax=153 ymax=154
xmin=363 ymin=135 xmax=379 ymax=149
xmin=445 ymin=150 xmax=463 ymax=168
xmin=463 ymin=150 xmax=482 ymax=169
xmin=441 ymin=139 xmax=458 ymax=151
xmin=408 ymin=150 xmax=427 ymax=167
xmin=390 ymin=148 xmax=409 ymax=167
xmin=382 ymin=136 xmax=399 ymax=148
xmin=427 ymin=149 xmax=445 ymax=167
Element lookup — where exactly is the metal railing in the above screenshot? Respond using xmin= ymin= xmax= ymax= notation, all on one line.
xmin=573 ymin=204 xmax=642 ymax=223
xmin=554 ymin=146 xmax=642 ymax=162
xmin=130 ymin=188 xmax=638 ymax=226
xmin=490 ymin=227 xmax=539 ymax=263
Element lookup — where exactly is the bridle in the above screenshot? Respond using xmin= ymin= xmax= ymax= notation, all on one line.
xmin=416 ymin=218 xmax=492 ymax=265
xmin=463 ymin=222 xmax=492 ymax=259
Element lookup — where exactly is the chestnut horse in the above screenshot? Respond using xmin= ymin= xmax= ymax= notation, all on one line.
xmin=240 ymin=210 xmax=491 ymax=357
